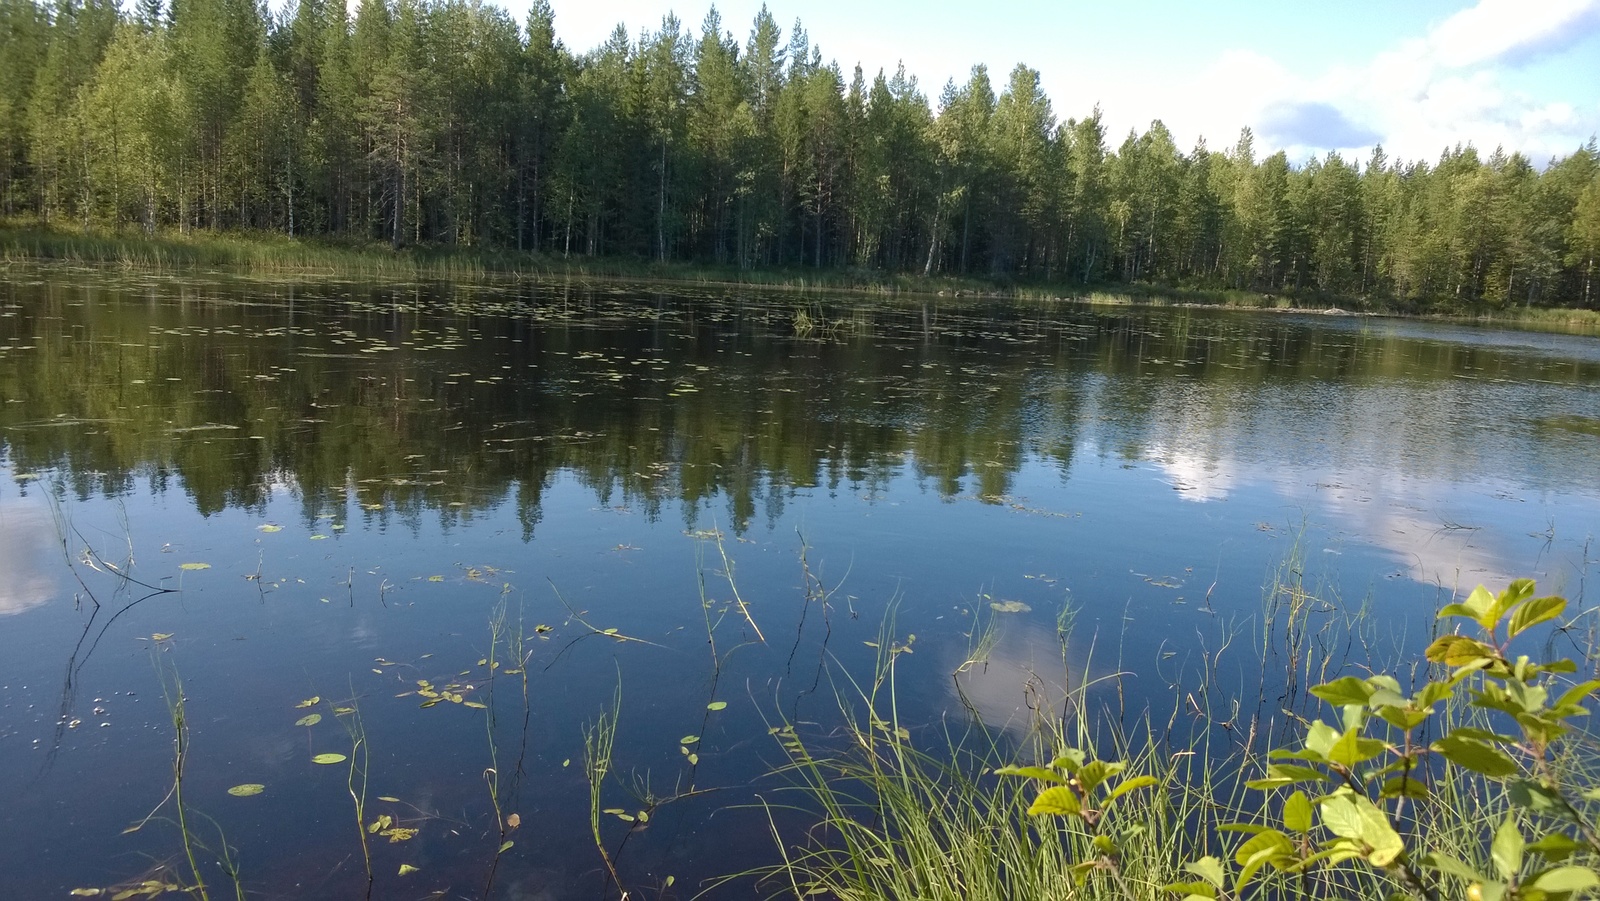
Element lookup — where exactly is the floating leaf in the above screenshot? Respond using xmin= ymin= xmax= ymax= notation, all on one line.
xmin=227 ymin=783 xmax=265 ymax=797
xmin=179 ymin=563 xmax=211 ymax=571
xmin=707 ymin=701 xmax=727 ymax=711
xmin=295 ymin=714 xmax=322 ymax=727
xmin=428 ymin=575 xmax=444 ymax=582
xmin=989 ymin=600 xmax=1031 ymax=613
xmin=687 ymin=753 xmax=700 ymax=765
xmin=380 ymin=827 xmax=418 ymax=842
xmin=397 ymin=864 xmax=419 ymax=876
xmin=312 ymin=753 xmax=347 ymax=765
xmin=368 ymin=815 xmax=393 ymax=834
xmin=150 ymin=633 xmax=173 ymax=641
xmin=680 ymin=735 xmax=700 ymax=745
xmin=506 ymin=813 xmax=521 ymax=829
xmin=463 ymin=700 xmax=488 ymax=709
xmin=69 ymin=891 xmax=103 ymax=897
xmin=499 ymin=840 xmax=514 ymax=854
xmin=295 ymin=697 xmax=320 ymax=708
xmin=257 ymin=524 xmax=283 ymax=533
xmin=378 ymin=796 xmax=401 ymax=803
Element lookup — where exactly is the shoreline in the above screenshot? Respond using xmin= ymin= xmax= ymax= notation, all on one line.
xmin=5 ymin=224 xmax=1598 ymax=336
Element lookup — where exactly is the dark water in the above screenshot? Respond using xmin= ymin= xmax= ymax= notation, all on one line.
xmin=1 ymin=269 xmax=1598 ymax=899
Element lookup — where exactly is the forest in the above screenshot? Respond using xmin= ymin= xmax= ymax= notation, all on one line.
xmin=2 ymin=0 xmax=1599 ymax=310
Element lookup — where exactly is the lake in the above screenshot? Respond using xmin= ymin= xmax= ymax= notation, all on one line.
xmin=1 ymin=269 xmax=1598 ymax=899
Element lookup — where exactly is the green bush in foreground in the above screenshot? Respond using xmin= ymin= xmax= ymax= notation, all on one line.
xmin=768 ymin=580 xmax=1600 ymax=900
xmin=1002 ymin=580 xmax=1599 ymax=901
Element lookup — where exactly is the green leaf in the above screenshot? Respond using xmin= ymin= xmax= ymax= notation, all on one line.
xmin=1246 ymin=763 xmax=1330 ymax=789
xmin=1185 ymin=856 xmax=1227 ymax=888
xmin=1433 ymin=734 xmax=1517 ymax=778
xmin=498 ymin=840 xmax=513 ymax=854
xmin=1421 ymin=852 xmax=1486 ymax=883
xmin=1509 ymin=595 xmax=1566 ymax=637
xmin=179 ymin=562 xmax=211 ymax=571
xmin=1050 ymin=749 xmax=1087 ymax=772
xmin=1303 ymin=721 xmax=1340 ymax=760
xmin=1379 ymin=774 xmax=1429 ymax=800
xmin=1282 ymin=790 xmax=1313 ymax=833
xmin=1555 ymin=680 xmax=1600 ymax=710
xmin=1104 ymin=775 xmax=1160 ymax=805
xmin=706 ymin=701 xmax=727 ymax=711
xmin=1426 ymin=635 xmax=1501 ymax=668
xmin=1320 ymin=792 xmax=1405 ymax=866
xmin=1509 ymin=780 xmax=1581 ymax=822
xmin=1027 ymin=785 xmax=1082 ymax=817
xmin=1327 ymin=727 xmax=1387 ymax=768
xmin=1076 ymin=759 xmax=1125 ymax=795
xmin=227 ymin=783 xmax=265 ymax=797
xmin=1233 ymin=828 xmax=1294 ymax=866
xmin=1310 ymin=676 xmax=1375 ymax=707
xmin=680 ymin=735 xmax=700 ymax=745
xmin=1526 ymin=865 xmax=1600 ymax=893
xmin=994 ymin=765 xmax=1066 ymax=783
xmin=1161 ymin=882 xmax=1218 ymax=899
xmin=295 ymin=714 xmax=322 ymax=727
xmin=1528 ymin=832 xmax=1584 ymax=863
xmin=398 ymin=864 xmax=419 ymax=876
xmin=1491 ymin=817 xmax=1525 ymax=881
xmin=312 ymin=753 xmax=347 ymax=765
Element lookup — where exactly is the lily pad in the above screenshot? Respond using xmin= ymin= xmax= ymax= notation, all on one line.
xmin=989 ymin=600 xmax=1032 ymax=613
xmin=227 ymin=784 xmax=265 ymax=797
xmin=179 ymin=563 xmax=211 ymax=571
xmin=312 ymin=753 xmax=347 ymax=765
xmin=706 ymin=701 xmax=727 ymax=711
xmin=295 ymin=714 xmax=322 ymax=727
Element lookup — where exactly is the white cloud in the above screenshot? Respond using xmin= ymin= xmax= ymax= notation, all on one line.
xmin=1426 ymin=0 xmax=1600 ymax=68
xmin=1179 ymin=0 xmax=1600 ymax=163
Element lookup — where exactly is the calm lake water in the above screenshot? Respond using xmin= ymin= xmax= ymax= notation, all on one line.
xmin=2 ymin=269 xmax=1598 ymax=899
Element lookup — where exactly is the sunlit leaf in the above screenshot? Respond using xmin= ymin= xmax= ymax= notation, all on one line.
xmin=227 ymin=783 xmax=265 ymax=797
xmin=687 ymin=753 xmax=700 ymax=765
xmin=378 ymin=796 xmax=400 ymax=803
xmin=506 ymin=813 xmax=521 ymax=829
xmin=397 ymin=864 xmax=419 ymax=876
xmin=257 ymin=524 xmax=283 ymax=533
xmin=1028 ymin=786 xmax=1082 ymax=816
xmin=179 ymin=563 xmax=211 ymax=571
xmin=295 ymin=697 xmax=320 ymax=708
xmin=989 ymin=600 xmax=1031 ymax=613
xmin=1509 ymin=595 xmax=1567 ymax=637
xmin=295 ymin=714 xmax=322 ymax=727
xmin=312 ymin=753 xmax=347 ymax=765
xmin=499 ymin=841 xmax=514 ymax=853
xmin=707 ymin=701 xmax=727 ymax=711
xmin=681 ymin=735 xmax=700 ymax=745
xmin=149 ymin=633 xmax=173 ymax=641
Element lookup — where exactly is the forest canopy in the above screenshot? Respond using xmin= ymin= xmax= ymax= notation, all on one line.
xmin=2 ymin=0 xmax=1599 ymax=310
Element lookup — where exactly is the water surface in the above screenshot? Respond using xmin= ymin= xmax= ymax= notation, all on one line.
xmin=1 ymin=270 xmax=1598 ymax=898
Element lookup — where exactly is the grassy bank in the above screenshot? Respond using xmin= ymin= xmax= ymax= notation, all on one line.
xmin=5 ymin=222 xmax=1599 ymax=333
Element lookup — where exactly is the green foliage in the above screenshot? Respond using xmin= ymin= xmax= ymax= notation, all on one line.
xmin=994 ymin=579 xmax=1600 ymax=901
xmin=1 ymin=0 xmax=1598 ymax=309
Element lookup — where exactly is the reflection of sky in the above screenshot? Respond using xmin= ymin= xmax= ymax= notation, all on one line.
xmin=0 ymin=498 xmax=57 ymax=616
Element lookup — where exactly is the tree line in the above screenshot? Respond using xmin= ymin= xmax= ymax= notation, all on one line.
xmin=2 ymin=0 xmax=1599 ymax=309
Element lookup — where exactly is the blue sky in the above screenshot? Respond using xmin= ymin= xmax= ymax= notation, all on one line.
xmin=538 ymin=0 xmax=1600 ymax=165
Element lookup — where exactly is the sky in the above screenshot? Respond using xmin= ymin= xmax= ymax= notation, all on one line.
xmin=534 ymin=0 xmax=1600 ymax=166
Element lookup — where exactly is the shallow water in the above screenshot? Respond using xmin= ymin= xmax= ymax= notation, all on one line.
xmin=1 ymin=270 xmax=1598 ymax=898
